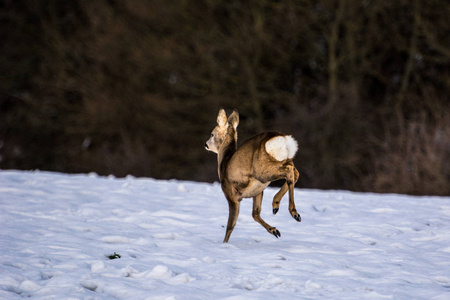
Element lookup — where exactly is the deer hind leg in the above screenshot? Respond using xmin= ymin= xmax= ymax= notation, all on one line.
xmin=253 ymin=192 xmax=281 ymax=238
xmin=272 ymin=165 xmax=300 ymax=219
xmin=223 ymin=197 xmax=241 ymax=243
xmin=288 ymin=167 xmax=301 ymax=222
xmin=272 ymin=182 xmax=288 ymax=215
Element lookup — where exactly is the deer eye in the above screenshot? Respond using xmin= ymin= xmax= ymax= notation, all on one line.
xmin=211 ymin=133 xmax=214 ymax=137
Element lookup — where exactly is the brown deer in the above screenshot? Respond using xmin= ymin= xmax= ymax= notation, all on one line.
xmin=205 ymin=109 xmax=301 ymax=243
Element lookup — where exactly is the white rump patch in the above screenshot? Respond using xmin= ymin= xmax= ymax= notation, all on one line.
xmin=265 ymin=135 xmax=298 ymax=161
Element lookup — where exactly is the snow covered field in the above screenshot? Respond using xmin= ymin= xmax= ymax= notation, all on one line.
xmin=0 ymin=170 xmax=449 ymax=299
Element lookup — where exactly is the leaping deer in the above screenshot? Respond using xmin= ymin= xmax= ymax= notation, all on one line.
xmin=205 ymin=109 xmax=301 ymax=243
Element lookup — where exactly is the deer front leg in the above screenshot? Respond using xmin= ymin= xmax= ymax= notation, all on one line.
xmin=253 ymin=192 xmax=281 ymax=238
xmin=223 ymin=197 xmax=241 ymax=243
xmin=288 ymin=167 xmax=301 ymax=222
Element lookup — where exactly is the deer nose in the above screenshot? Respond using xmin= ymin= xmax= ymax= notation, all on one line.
xmin=205 ymin=143 xmax=209 ymax=149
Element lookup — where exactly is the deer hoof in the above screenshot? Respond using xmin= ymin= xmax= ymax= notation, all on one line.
xmin=291 ymin=208 xmax=301 ymax=222
xmin=270 ymin=228 xmax=281 ymax=238
xmin=273 ymin=208 xmax=279 ymax=215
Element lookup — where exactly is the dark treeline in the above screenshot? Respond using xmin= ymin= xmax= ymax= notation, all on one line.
xmin=1 ymin=0 xmax=449 ymax=195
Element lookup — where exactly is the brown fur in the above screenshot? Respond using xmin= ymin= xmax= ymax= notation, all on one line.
xmin=205 ymin=109 xmax=301 ymax=242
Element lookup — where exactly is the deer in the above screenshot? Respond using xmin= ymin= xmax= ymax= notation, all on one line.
xmin=205 ymin=109 xmax=301 ymax=243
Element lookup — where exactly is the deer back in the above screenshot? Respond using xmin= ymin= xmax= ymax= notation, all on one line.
xmin=223 ymin=131 xmax=292 ymax=185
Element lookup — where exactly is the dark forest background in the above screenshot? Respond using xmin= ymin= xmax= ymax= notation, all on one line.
xmin=1 ymin=0 xmax=449 ymax=195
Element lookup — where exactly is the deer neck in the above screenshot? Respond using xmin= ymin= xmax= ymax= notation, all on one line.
xmin=217 ymin=130 xmax=237 ymax=180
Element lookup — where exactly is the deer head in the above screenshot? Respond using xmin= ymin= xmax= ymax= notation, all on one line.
xmin=205 ymin=109 xmax=239 ymax=154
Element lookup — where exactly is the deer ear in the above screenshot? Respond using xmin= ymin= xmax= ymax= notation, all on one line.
xmin=228 ymin=110 xmax=239 ymax=130
xmin=217 ymin=109 xmax=227 ymax=127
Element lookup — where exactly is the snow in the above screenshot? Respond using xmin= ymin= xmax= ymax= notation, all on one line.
xmin=0 ymin=170 xmax=449 ymax=299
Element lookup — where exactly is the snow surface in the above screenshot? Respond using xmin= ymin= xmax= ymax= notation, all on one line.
xmin=0 ymin=170 xmax=449 ymax=299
